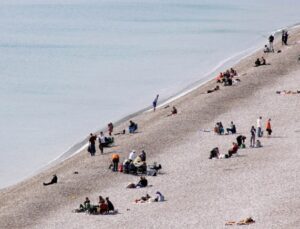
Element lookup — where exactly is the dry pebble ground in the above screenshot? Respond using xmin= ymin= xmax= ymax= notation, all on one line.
xmin=1 ymin=28 xmax=300 ymax=229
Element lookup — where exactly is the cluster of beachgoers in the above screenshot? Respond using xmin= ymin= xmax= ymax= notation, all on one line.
xmin=209 ymin=117 xmax=270 ymax=160
xmin=3 ymin=27 xmax=299 ymax=228
xmin=39 ymin=29 xmax=294 ymax=221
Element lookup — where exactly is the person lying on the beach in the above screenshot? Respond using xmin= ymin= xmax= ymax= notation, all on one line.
xmin=129 ymin=120 xmax=138 ymax=133
xmin=43 ymin=174 xmax=57 ymax=186
xmin=114 ymin=129 xmax=126 ymax=135
xmin=167 ymin=106 xmax=177 ymax=116
xmin=135 ymin=194 xmax=151 ymax=203
xmin=127 ymin=176 xmax=148 ymax=189
xmin=225 ymin=217 xmax=255 ymax=226
xmin=226 ymin=121 xmax=236 ymax=134
xmin=207 ymin=85 xmax=220 ymax=93
xmin=276 ymin=90 xmax=300 ymax=95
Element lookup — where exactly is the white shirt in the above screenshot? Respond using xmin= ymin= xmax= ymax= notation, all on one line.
xmin=98 ymin=135 xmax=106 ymax=144
xmin=257 ymin=118 xmax=262 ymax=128
xmin=129 ymin=151 xmax=136 ymax=161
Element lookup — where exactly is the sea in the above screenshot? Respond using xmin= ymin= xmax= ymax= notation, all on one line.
xmin=1 ymin=0 xmax=300 ymax=188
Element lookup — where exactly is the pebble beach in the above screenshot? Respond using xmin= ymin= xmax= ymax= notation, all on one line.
xmin=1 ymin=27 xmax=300 ymax=229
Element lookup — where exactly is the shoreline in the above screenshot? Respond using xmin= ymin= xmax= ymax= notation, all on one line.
xmin=1 ymin=22 xmax=298 ymax=191
xmin=1 ymin=23 xmax=300 ymax=228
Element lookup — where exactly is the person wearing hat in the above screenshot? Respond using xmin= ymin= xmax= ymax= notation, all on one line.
xmin=128 ymin=150 xmax=136 ymax=162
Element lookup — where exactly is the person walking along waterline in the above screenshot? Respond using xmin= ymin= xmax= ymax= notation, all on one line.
xmin=88 ymin=133 xmax=97 ymax=156
xmin=269 ymin=34 xmax=274 ymax=52
xmin=153 ymin=94 xmax=159 ymax=112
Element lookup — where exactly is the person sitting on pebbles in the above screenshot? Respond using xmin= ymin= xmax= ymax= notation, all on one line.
xmin=127 ymin=176 xmax=148 ymax=189
xmin=167 ymin=106 xmax=177 ymax=116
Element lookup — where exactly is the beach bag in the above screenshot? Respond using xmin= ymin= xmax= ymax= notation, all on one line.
xmin=87 ymin=145 xmax=91 ymax=153
xmin=118 ymin=164 xmax=123 ymax=172
xmin=241 ymin=144 xmax=245 ymax=149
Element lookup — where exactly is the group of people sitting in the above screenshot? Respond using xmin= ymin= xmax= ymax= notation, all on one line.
xmin=255 ymin=57 xmax=267 ymax=67
xmin=209 ymin=142 xmax=239 ymax=159
xmin=216 ymin=68 xmax=239 ymax=86
xmin=109 ymin=150 xmax=162 ymax=176
xmin=75 ymin=196 xmax=115 ymax=215
xmin=214 ymin=121 xmax=236 ymax=135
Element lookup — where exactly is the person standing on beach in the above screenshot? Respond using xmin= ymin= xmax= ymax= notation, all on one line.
xmin=266 ymin=118 xmax=272 ymax=136
xmin=88 ymin=133 xmax=97 ymax=156
xmin=284 ymin=31 xmax=289 ymax=45
xmin=282 ymin=30 xmax=286 ymax=45
xmin=153 ymin=94 xmax=159 ymax=112
xmin=269 ymin=34 xmax=274 ymax=52
xmin=257 ymin=116 xmax=263 ymax=137
xmin=108 ymin=122 xmax=113 ymax=136
xmin=250 ymin=126 xmax=256 ymax=147
xmin=98 ymin=132 xmax=106 ymax=154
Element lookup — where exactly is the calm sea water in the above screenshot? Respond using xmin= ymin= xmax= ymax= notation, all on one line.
xmin=0 ymin=0 xmax=299 ymax=188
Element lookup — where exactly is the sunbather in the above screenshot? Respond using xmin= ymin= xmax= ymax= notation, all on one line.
xmin=135 ymin=194 xmax=151 ymax=203
xmin=276 ymin=90 xmax=300 ymax=95
xmin=207 ymin=85 xmax=220 ymax=93
xmin=43 ymin=174 xmax=57 ymax=186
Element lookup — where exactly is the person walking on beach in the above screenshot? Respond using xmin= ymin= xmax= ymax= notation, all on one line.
xmin=153 ymin=94 xmax=159 ymax=112
xmin=266 ymin=118 xmax=272 ymax=136
xmin=257 ymin=116 xmax=263 ymax=138
xmin=98 ymin=131 xmax=106 ymax=154
xmin=269 ymin=34 xmax=274 ymax=52
xmin=282 ymin=30 xmax=289 ymax=45
xmin=250 ymin=126 xmax=256 ymax=147
xmin=88 ymin=133 xmax=97 ymax=156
